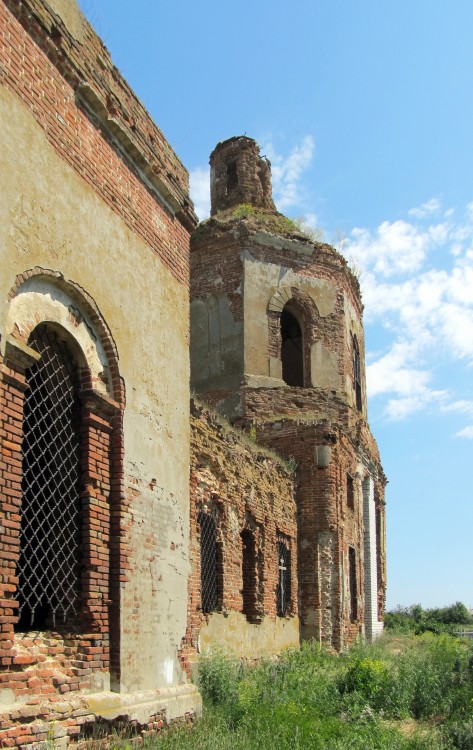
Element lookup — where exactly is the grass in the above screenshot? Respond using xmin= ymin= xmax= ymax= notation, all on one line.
xmin=97 ymin=634 xmax=473 ymax=749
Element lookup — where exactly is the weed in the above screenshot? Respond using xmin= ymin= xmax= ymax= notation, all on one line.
xmin=103 ymin=634 xmax=473 ymax=749
xmin=284 ymin=456 xmax=298 ymax=473
xmin=248 ymin=423 xmax=257 ymax=443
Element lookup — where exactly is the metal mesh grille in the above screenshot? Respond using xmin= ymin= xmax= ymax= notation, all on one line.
xmin=198 ymin=511 xmax=219 ymax=614
xmin=277 ymin=540 xmax=291 ymax=617
xmin=17 ymin=325 xmax=82 ymax=629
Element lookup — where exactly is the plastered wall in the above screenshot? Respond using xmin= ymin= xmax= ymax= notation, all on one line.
xmin=0 ymin=82 xmax=191 ymax=692
xmin=0 ymin=0 xmax=200 ymax=743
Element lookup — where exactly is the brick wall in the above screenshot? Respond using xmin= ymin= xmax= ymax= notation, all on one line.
xmin=210 ymin=136 xmax=276 ymax=215
xmin=250 ymin=418 xmax=384 ymax=649
xmin=0 ymin=0 xmax=196 ymax=289
xmin=190 ymin=139 xmax=386 ymax=649
xmin=0 ymin=0 xmax=198 ymax=744
xmin=185 ymin=400 xmax=298 ymax=658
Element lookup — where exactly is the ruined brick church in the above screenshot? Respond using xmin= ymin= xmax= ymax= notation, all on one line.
xmin=0 ymin=0 xmax=386 ymax=745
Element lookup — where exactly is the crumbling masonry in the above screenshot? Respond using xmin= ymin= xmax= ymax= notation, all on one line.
xmin=0 ymin=1 xmax=386 ymax=746
xmin=189 ymin=136 xmax=386 ymax=654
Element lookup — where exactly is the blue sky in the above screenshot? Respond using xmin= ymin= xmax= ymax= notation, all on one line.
xmin=78 ymin=0 xmax=473 ymax=610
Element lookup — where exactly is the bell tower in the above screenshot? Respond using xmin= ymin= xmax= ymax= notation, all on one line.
xmin=210 ymin=136 xmax=276 ymax=215
xmin=190 ymin=136 xmax=387 ymax=649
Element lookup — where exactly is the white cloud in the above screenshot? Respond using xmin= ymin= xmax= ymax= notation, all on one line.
xmin=408 ymin=198 xmax=441 ymax=218
xmin=441 ymin=400 xmax=473 ymax=417
xmin=366 ymin=341 xmax=428 ymax=398
xmin=189 ymin=166 xmax=210 ymax=221
xmin=456 ymin=425 xmax=473 ymax=439
xmin=366 ymin=340 xmax=448 ymax=419
xmin=346 ymin=219 xmax=448 ymax=278
xmin=350 ymin=199 xmax=473 ymax=422
xmin=384 ymin=391 xmax=447 ymax=421
xmin=264 ymin=135 xmax=315 ymax=212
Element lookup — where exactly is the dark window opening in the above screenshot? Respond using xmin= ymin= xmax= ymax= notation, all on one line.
xmin=281 ymin=307 xmax=304 ymax=387
xmin=226 ymin=160 xmax=238 ymax=193
xmin=199 ymin=511 xmax=220 ymax=614
xmin=241 ymin=529 xmax=261 ymax=622
xmin=17 ymin=325 xmax=82 ymax=632
xmin=347 ymin=474 xmax=355 ymax=510
xmin=349 ymin=546 xmax=358 ymax=622
xmin=353 ymin=335 xmax=362 ymax=411
xmin=276 ymin=540 xmax=291 ymax=617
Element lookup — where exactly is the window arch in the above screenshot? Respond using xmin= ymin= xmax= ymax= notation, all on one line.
xmin=241 ymin=528 xmax=260 ymax=622
xmin=348 ymin=546 xmax=358 ymax=622
xmin=281 ymin=304 xmax=304 ymax=387
xmin=352 ymin=334 xmax=362 ymax=411
xmin=276 ymin=537 xmax=291 ymax=617
xmin=17 ymin=324 xmax=83 ymax=631
xmin=2 ymin=271 xmax=122 ymax=681
xmin=198 ymin=510 xmax=221 ymax=614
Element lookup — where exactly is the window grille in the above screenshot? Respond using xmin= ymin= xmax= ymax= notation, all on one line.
xmin=277 ymin=539 xmax=291 ymax=617
xmin=199 ymin=511 xmax=219 ymax=613
xmin=17 ymin=325 xmax=82 ymax=630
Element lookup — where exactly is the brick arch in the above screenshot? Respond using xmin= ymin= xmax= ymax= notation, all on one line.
xmin=267 ymin=287 xmax=319 ymax=387
xmin=6 ymin=267 xmax=123 ymax=406
xmin=0 ymin=267 xmax=126 ymax=693
xmin=240 ymin=511 xmax=263 ymax=623
xmin=267 ymin=285 xmax=320 ymax=318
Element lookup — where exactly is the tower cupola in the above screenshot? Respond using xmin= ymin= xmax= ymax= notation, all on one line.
xmin=210 ymin=136 xmax=276 ymax=216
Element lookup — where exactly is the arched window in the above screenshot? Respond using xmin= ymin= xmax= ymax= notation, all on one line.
xmin=281 ymin=305 xmax=304 ymax=387
xmin=198 ymin=510 xmax=220 ymax=614
xmin=241 ymin=528 xmax=258 ymax=622
xmin=353 ymin=335 xmax=362 ymax=411
xmin=348 ymin=546 xmax=358 ymax=622
xmin=226 ymin=160 xmax=238 ymax=193
xmin=276 ymin=538 xmax=291 ymax=617
xmin=17 ymin=325 xmax=82 ymax=630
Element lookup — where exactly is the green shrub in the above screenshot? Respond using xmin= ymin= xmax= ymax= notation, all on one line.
xmin=197 ymin=648 xmax=242 ymax=709
xmin=127 ymin=634 xmax=473 ymax=750
xmin=444 ymin=719 xmax=473 ymax=749
xmin=385 ymin=602 xmax=473 ymax=636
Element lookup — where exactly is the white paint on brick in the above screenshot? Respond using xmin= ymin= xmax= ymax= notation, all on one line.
xmin=362 ymin=475 xmax=383 ymax=641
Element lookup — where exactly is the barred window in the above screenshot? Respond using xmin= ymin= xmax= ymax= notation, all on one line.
xmin=198 ymin=511 xmax=220 ymax=614
xmin=276 ymin=538 xmax=291 ymax=617
xmin=349 ymin=546 xmax=358 ymax=622
xmin=17 ymin=325 xmax=82 ymax=631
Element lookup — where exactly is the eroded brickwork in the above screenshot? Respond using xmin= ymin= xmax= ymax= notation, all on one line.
xmin=1 ymin=0 xmax=387 ymax=742
xmin=190 ymin=137 xmax=387 ymax=651
xmin=0 ymin=0 xmax=196 ymax=288
xmin=1 ymin=0 xmax=199 ymax=745
xmin=186 ymin=400 xmax=299 ymax=659
xmin=210 ymin=136 xmax=276 ymax=216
